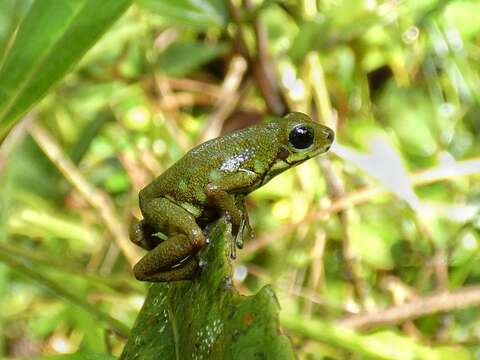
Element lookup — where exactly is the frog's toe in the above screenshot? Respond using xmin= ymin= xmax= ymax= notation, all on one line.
xmin=129 ymin=219 xmax=159 ymax=250
xmin=129 ymin=220 xmax=143 ymax=244
xmin=235 ymin=237 xmax=243 ymax=249
xmin=190 ymin=228 xmax=207 ymax=250
xmin=234 ymin=227 xmax=244 ymax=249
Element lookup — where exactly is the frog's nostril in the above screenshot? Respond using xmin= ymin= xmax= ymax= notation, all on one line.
xmin=325 ymin=128 xmax=334 ymax=142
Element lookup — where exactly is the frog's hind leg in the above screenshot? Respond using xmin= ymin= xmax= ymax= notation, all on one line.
xmin=133 ymin=197 xmax=206 ymax=282
xmin=135 ymin=253 xmax=199 ymax=282
xmin=133 ymin=233 xmax=199 ymax=281
xmin=129 ymin=219 xmax=161 ymax=250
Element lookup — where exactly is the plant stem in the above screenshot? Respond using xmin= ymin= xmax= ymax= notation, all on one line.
xmin=338 ymin=285 xmax=480 ymax=330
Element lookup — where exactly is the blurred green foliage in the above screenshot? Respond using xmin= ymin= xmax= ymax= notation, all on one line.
xmin=0 ymin=0 xmax=479 ymax=359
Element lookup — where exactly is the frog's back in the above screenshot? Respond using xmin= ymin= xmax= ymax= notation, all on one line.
xmin=140 ymin=123 xmax=280 ymax=207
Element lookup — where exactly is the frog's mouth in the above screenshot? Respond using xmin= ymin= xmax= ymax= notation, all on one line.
xmin=284 ymin=153 xmax=313 ymax=166
xmin=280 ymin=144 xmax=332 ymax=167
xmin=285 ymin=158 xmax=306 ymax=166
xmin=261 ymin=144 xmax=330 ymax=186
xmin=261 ymin=157 xmax=304 ymax=186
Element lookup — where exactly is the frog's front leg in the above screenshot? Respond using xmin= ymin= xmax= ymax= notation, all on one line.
xmin=235 ymin=196 xmax=254 ymax=249
xmin=133 ymin=197 xmax=206 ymax=282
xmin=205 ymin=172 xmax=257 ymax=256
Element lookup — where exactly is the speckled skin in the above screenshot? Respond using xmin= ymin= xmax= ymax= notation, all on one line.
xmin=130 ymin=112 xmax=334 ymax=282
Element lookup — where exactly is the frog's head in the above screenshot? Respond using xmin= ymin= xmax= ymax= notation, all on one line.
xmin=261 ymin=112 xmax=334 ymax=184
xmin=278 ymin=112 xmax=334 ymax=164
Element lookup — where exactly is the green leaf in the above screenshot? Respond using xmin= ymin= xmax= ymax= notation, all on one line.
xmin=9 ymin=206 xmax=100 ymax=249
xmin=68 ymin=110 xmax=114 ymax=165
xmin=349 ymin=222 xmax=395 ymax=270
xmin=377 ymin=86 xmax=438 ymax=159
xmin=289 ymin=17 xmax=330 ymax=64
xmin=0 ymin=0 xmax=132 ymax=139
xmin=136 ymin=0 xmax=228 ymax=28
xmin=443 ymin=1 xmax=480 ymax=38
xmin=158 ymin=42 xmax=229 ymax=77
xmin=0 ymin=0 xmax=32 ymax=58
xmin=121 ymin=221 xmax=295 ymax=360
xmin=281 ymin=313 xmax=473 ymax=360
xmin=0 ymin=143 xmax=16 ymax=358
xmin=289 ymin=4 xmax=384 ymax=64
xmin=34 ymin=354 xmax=116 ymax=360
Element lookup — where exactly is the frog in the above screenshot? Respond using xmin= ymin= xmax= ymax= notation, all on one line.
xmin=130 ymin=112 xmax=334 ymax=282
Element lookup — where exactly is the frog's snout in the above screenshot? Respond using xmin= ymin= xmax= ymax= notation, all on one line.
xmin=321 ymin=127 xmax=335 ymax=151
xmin=325 ymin=127 xmax=335 ymax=143
xmin=323 ymin=127 xmax=335 ymax=144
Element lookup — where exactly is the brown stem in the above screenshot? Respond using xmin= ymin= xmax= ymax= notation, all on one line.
xmin=338 ymin=285 xmax=480 ymax=330
xmin=318 ymin=157 xmax=370 ymax=308
xmin=303 ymin=229 xmax=326 ymax=316
xmin=227 ymin=0 xmax=288 ymax=115
xmin=246 ymin=0 xmax=287 ymax=115
xmin=0 ymin=113 xmax=32 ymax=173
xmin=198 ymin=55 xmax=248 ymax=143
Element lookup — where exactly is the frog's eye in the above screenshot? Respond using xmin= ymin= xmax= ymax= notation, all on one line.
xmin=289 ymin=125 xmax=314 ymax=150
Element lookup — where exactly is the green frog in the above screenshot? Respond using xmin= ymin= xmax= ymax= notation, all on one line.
xmin=130 ymin=112 xmax=334 ymax=282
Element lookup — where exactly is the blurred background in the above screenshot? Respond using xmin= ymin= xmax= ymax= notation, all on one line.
xmin=0 ymin=0 xmax=479 ymax=358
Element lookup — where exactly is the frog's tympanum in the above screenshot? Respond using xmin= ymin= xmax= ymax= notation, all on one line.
xmin=130 ymin=112 xmax=334 ymax=282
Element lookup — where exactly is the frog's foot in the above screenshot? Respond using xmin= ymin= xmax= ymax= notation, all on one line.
xmin=234 ymin=196 xmax=255 ymax=250
xmin=235 ymin=215 xmax=255 ymax=250
xmin=224 ymin=213 xmax=254 ymax=259
xmin=232 ymin=216 xmax=254 ymax=253
xmin=129 ymin=219 xmax=161 ymax=250
xmin=134 ymin=256 xmax=199 ymax=282
xmin=223 ymin=211 xmax=242 ymax=239
xmin=133 ymin=232 xmax=205 ymax=282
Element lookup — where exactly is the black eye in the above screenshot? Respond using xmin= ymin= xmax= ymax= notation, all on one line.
xmin=289 ymin=125 xmax=314 ymax=149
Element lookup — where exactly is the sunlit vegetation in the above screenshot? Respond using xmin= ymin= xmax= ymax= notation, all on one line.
xmin=0 ymin=0 xmax=479 ymax=358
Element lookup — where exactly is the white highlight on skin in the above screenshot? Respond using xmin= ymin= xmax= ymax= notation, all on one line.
xmin=220 ymin=149 xmax=253 ymax=173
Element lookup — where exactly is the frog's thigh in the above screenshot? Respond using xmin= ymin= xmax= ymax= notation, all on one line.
xmin=133 ymin=233 xmax=200 ymax=281
xmin=134 ymin=197 xmax=205 ymax=281
xmin=142 ymin=197 xmax=204 ymax=243
xmin=135 ymin=256 xmax=198 ymax=282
